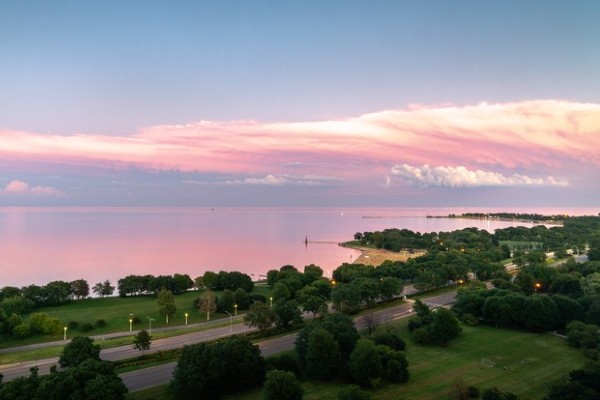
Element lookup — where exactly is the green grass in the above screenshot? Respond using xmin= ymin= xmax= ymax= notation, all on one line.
xmin=128 ymin=321 xmax=585 ymax=400
xmin=1 ymin=286 xmax=273 ymax=350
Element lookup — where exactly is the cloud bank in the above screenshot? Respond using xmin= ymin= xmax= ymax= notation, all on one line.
xmin=0 ymin=100 xmax=598 ymax=192
xmin=391 ymin=164 xmax=569 ymax=188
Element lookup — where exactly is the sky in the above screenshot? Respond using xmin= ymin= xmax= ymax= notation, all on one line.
xmin=1 ymin=0 xmax=599 ymax=207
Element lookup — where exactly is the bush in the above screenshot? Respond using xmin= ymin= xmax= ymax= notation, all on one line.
xmin=12 ymin=323 xmax=31 ymax=338
xmin=262 ymin=369 xmax=304 ymax=400
xmin=96 ymin=319 xmax=106 ymax=328
xmin=337 ymin=384 xmax=373 ymax=400
xmin=266 ymin=353 xmax=302 ymax=376
xmin=29 ymin=312 xmax=49 ymax=333
xmin=68 ymin=320 xmax=80 ymax=330
xmin=372 ymin=332 xmax=406 ymax=351
xmin=42 ymin=317 xmax=62 ymax=335
xmin=80 ymin=322 xmax=94 ymax=332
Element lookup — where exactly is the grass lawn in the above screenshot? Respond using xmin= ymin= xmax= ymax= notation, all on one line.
xmin=127 ymin=321 xmax=585 ymax=400
xmin=0 ymin=286 xmax=272 ymax=350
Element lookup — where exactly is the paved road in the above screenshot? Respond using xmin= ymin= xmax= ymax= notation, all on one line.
xmin=0 ymin=290 xmax=456 ymax=390
xmin=0 ymin=315 xmax=252 ymax=382
xmin=120 ymin=291 xmax=457 ymax=392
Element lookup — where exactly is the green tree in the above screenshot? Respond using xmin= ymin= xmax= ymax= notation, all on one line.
xmin=348 ymin=339 xmax=383 ymax=388
xmin=305 ymin=328 xmax=342 ymax=380
xmin=244 ymin=301 xmax=276 ymax=332
xmin=273 ymin=299 xmax=302 ymax=328
xmin=272 ymin=282 xmax=291 ymax=301
xmin=429 ymin=308 xmax=462 ymax=346
xmin=70 ymin=279 xmax=89 ymax=299
xmin=157 ymin=288 xmax=176 ymax=324
xmin=172 ymin=337 xmax=265 ymax=399
xmin=218 ymin=289 xmax=236 ymax=313
xmin=197 ymin=289 xmax=217 ymax=321
xmin=59 ymin=336 xmax=101 ymax=368
xmin=133 ymin=330 xmax=151 ymax=353
xmin=262 ymin=369 xmax=304 ymax=400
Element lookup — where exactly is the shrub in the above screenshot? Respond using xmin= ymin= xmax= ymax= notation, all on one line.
xmin=80 ymin=322 xmax=94 ymax=332
xmin=372 ymin=332 xmax=406 ymax=351
xmin=96 ymin=319 xmax=106 ymax=328
xmin=13 ymin=323 xmax=31 ymax=338
xmin=337 ymin=384 xmax=373 ymax=400
xmin=42 ymin=317 xmax=62 ymax=335
xmin=266 ymin=353 xmax=302 ymax=376
xmin=68 ymin=320 xmax=80 ymax=330
xmin=29 ymin=312 xmax=49 ymax=333
xmin=262 ymin=369 xmax=304 ymax=400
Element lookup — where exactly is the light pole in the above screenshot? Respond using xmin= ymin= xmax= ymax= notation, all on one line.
xmin=63 ymin=326 xmax=67 ymax=340
xmin=147 ymin=316 xmax=155 ymax=335
xmin=129 ymin=318 xmax=133 ymax=332
xmin=225 ymin=311 xmax=233 ymax=333
xmin=185 ymin=312 xmax=189 ymax=326
xmin=269 ymin=296 xmax=273 ymax=308
xmin=234 ymin=303 xmax=238 ymax=316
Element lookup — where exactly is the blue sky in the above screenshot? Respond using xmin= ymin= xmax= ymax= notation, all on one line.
xmin=1 ymin=1 xmax=599 ymax=207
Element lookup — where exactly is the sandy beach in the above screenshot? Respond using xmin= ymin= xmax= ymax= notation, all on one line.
xmin=344 ymin=244 xmax=425 ymax=266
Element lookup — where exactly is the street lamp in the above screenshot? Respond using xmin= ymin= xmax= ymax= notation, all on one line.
xmin=225 ymin=311 xmax=233 ymax=333
xmin=185 ymin=312 xmax=189 ymax=326
xmin=269 ymin=296 xmax=273 ymax=308
xmin=234 ymin=304 xmax=238 ymax=316
xmin=129 ymin=318 xmax=133 ymax=332
xmin=63 ymin=326 xmax=67 ymax=340
xmin=147 ymin=316 xmax=155 ymax=335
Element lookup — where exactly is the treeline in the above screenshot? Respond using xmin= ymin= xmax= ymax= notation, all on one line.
xmin=172 ymin=314 xmax=409 ymax=399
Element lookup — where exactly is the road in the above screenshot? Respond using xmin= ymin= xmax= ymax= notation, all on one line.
xmin=0 ymin=291 xmax=456 ymax=390
xmin=120 ymin=291 xmax=457 ymax=392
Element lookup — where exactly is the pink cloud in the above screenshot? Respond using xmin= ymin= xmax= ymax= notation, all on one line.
xmin=2 ymin=180 xmax=64 ymax=197
xmin=0 ymin=100 xmax=598 ymax=184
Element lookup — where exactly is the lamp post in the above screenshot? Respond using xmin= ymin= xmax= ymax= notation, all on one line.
xmin=63 ymin=326 xmax=67 ymax=340
xmin=225 ymin=311 xmax=233 ymax=333
xmin=129 ymin=318 xmax=133 ymax=332
xmin=185 ymin=312 xmax=189 ymax=326
xmin=147 ymin=316 xmax=155 ymax=335
xmin=234 ymin=303 xmax=238 ymax=316
xmin=269 ymin=296 xmax=273 ymax=308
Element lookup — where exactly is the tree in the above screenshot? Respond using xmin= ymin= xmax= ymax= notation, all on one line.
xmin=348 ymin=339 xmax=383 ymax=388
xmin=70 ymin=279 xmax=89 ymax=300
xmin=197 ymin=289 xmax=217 ymax=321
xmin=305 ymin=328 xmax=342 ymax=380
xmin=217 ymin=289 xmax=236 ymax=313
xmin=272 ymin=282 xmax=291 ymax=301
xmin=157 ymin=288 xmax=176 ymax=324
xmin=59 ymin=336 xmax=101 ymax=368
xmin=244 ymin=302 xmax=276 ymax=332
xmin=273 ymin=299 xmax=302 ymax=328
xmin=380 ymin=277 xmax=402 ymax=302
xmin=262 ymin=369 xmax=304 ymax=400
xmin=0 ymin=295 xmax=34 ymax=316
xmin=92 ymin=280 xmax=115 ymax=298
xmin=429 ymin=308 xmax=462 ymax=346
xmin=172 ymin=337 xmax=265 ymax=399
xmin=133 ymin=330 xmax=151 ymax=353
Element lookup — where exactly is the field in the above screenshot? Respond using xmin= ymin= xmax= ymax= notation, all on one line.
xmin=128 ymin=320 xmax=585 ymax=400
xmin=0 ymin=286 xmax=272 ymax=350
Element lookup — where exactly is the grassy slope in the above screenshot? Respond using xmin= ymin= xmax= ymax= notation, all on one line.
xmin=128 ymin=321 xmax=585 ymax=400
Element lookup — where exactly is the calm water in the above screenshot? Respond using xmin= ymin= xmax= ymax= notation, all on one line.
xmin=1 ymin=206 xmax=598 ymax=288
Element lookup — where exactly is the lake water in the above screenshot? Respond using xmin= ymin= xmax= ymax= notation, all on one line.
xmin=1 ymin=206 xmax=598 ymax=288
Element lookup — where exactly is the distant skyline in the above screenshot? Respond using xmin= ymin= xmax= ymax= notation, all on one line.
xmin=1 ymin=1 xmax=599 ymax=207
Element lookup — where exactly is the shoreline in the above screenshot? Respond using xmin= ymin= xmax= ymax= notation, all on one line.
xmin=341 ymin=242 xmax=425 ymax=266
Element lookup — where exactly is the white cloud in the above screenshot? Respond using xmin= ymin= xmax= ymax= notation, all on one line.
xmin=225 ymin=174 xmax=341 ymax=186
xmin=391 ymin=164 xmax=569 ymax=188
xmin=2 ymin=180 xmax=64 ymax=196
